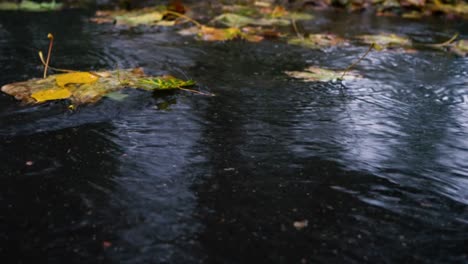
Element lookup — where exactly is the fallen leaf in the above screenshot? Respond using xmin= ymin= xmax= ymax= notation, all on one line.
xmin=1 ymin=68 xmax=150 ymax=105
xmin=288 ymin=34 xmax=348 ymax=49
xmin=55 ymin=72 xmax=99 ymax=88
xmin=293 ymin=220 xmax=308 ymax=230
xmin=31 ymin=87 xmax=72 ymax=103
xmin=104 ymin=91 xmax=129 ymax=101
xmin=0 ymin=0 xmax=63 ymax=11
xmin=285 ymin=66 xmax=362 ymax=82
xmin=356 ymin=33 xmax=412 ymax=49
xmin=90 ymin=7 xmax=172 ymax=27
xmin=213 ymin=13 xmax=291 ymax=27
xmin=200 ymin=26 xmax=242 ymax=41
xmin=450 ymin=40 xmax=468 ymax=56
xmin=137 ymin=76 xmax=195 ymax=90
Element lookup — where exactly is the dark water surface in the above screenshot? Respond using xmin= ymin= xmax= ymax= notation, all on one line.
xmin=1 ymin=10 xmax=468 ymax=263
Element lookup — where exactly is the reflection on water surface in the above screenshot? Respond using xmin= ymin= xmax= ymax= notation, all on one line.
xmin=0 ymin=10 xmax=467 ymax=263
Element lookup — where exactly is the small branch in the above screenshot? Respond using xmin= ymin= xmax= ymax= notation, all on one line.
xmin=341 ymin=43 xmax=374 ymax=80
xmin=163 ymin=10 xmax=203 ymax=28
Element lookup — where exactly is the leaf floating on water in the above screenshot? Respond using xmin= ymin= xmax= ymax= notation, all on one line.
xmin=212 ymin=13 xmax=257 ymax=27
xmin=90 ymin=7 xmax=173 ymax=27
xmin=31 ymin=87 xmax=72 ymax=103
xmin=179 ymin=25 xmax=268 ymax=42
xmin=356 ymin=33 xmax=412 ymax=49
xmin=285 ymin=66 xmax=362 ymax=82
xmin=0 ymin=68 xmax=172 ymax=105
xmin=288 ymin=34 xmax=348 ymax=49
xmin=450 ymin=40 xmax=468 ymax=57
xmin=199 ymin=26 xmax=242 ymax=41
xmin=0 ymin=0 xmax=63 ymax=11
xmin=213 ymin=13 xmax=291 ymax=27
xmin=55 ymin=72 xmax=99 ymax=88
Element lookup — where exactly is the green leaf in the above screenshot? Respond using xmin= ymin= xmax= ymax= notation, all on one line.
xmin=137 ymin=76 xmax=195 ymax=90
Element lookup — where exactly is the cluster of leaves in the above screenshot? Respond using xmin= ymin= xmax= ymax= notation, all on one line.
xmin=1 ymin=1 xmax=467 ymax=108
xmin=89 ymin=2 xmax=313 ymax=42
xmin=306 ymin=0 xmax=468 ymax=19
xmin=0 ymin=0 xmax=62 ymax=11
xmin=1 ymin=68 xmax=198 ymax=105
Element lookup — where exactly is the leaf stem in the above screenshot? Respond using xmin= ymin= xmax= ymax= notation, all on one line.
xmin=430 ymin=33 xmax=459 ymax=47
xmin=43 ymin=33 xmax=54 ymax=78
xmin=341 ymin=43 xmax=374 ymax=80
xmin=163 ymin=10 xmax=203 ymax=28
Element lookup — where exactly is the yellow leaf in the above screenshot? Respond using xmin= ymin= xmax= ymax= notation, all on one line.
xmin=199 ymin=26 xmax=241 ymax=41
xmin=55 ymin=72 xmax=99 ymax=88
xmin=31 ymin=87 xmax=72 ymax=103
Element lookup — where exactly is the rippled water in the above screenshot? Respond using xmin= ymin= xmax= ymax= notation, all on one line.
xmin=1 ymin=10 xmax=468 ymax=263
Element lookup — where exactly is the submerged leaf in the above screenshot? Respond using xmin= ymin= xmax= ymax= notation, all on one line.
xmin=285 ymin=66 xmax=362 ymax=82
xmin=31 ymin=87 xmax=72 ymax=103
xmin=55 ymin=72 xmax=99 ymax=87
xmin=104 ymin=91 xmax=129 ymax=101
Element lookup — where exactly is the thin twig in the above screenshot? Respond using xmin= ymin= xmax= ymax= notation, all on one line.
xmin=163 ymin=10 xmax=203 ymax=28
xmin=341 ymin=43 xmax=374 ymax=80
xmin=43 ymin=33 xmax=54 ymax=78
xmin=178 ymin=87 xmax=214 ymax=96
